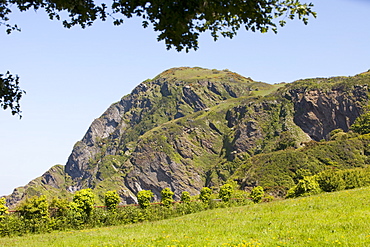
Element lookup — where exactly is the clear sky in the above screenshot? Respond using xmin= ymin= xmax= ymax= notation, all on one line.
xmin=1 ymin=0 xmax=369 ymax=196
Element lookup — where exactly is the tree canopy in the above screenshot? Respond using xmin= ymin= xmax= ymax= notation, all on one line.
xmin=0 ymin=72 xmax=25 ymax=117
xmin=0 ymin=0 xmax=316 ymax=115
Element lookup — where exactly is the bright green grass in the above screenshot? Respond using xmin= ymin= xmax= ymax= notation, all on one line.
xmin=1 ymin=187 xmax=370 ymax=247
xmin=251 ymin=83 xmax=285 ymax=97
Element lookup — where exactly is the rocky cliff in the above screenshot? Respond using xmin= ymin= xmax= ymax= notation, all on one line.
xmin=5 ymin=68 xmax=370 ymax=207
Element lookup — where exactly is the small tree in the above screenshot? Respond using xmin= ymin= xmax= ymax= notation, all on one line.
xmin=73 ymin=189 xmax=95 ymax=217
xmin=160 ymin=188 xmax=174 ymax=208
xmin=250 ymin=186 xmax=264 ymax=203
xmin=0 ymin=197 xmax=8 ymax=219
xmin=199 ymin=187 xmax=212 ymax=204
xmin=180 ymin=191 xmax=191 ymax=203
xmin=104 ymin=190 xmax=120 ymax=212
xmin=137 ymin=190 xmax=153 ymax=209
xmin=219 ymin=184 xmax=233 ymax=202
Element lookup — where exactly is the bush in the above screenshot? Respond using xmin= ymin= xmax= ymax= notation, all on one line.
xmin=137 ymin=190 xmax=153 ymax=209
xmin=250 ymin=186 xmax=264 ymax=203
xmin=16 ymin=195 xmax=51 ymax=234
xmin=0 ymin=197 xmax=8 ymax=219
xmin=105 ymin=190 xmax=120 ymax=212
xmin=17 ymin=195 xmax=49 ymax=220
xmin=160 ymin=188 xmax=174 ymax=208
xmin=49 ymin=197 xmax=70 ymax=218
xmin=262 ymin=194 xmax=275 ymax=202
xmin=351 ymin=110 xmax=370 ymax=135
xmin=180 ymin=191 xmax=191 ymax=203
xmin=199 ymin=187 xmax=212 ymax=204
xmin=219 ymin=184 xmax=233 ymax=202
xmin=73 ymin=189 xmax=95 ymax=217
xmin=316 ymin=170 xmax=345 ymax=192
xmin=339 ymin=168 xmax=370 ymax=189
xmin=286 ymin=176 xmax=321 ymax=198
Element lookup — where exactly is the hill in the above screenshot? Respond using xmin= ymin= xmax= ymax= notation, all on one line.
xmin=5 ymin=67 xmax=370 ymax=207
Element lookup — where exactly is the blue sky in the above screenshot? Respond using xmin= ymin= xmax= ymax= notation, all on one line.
xmin=1 ymin=0 xmax=370 ymax=196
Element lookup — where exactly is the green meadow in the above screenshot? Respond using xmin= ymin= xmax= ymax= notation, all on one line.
xmin=1 ymin=187 xmax=369 ymax=247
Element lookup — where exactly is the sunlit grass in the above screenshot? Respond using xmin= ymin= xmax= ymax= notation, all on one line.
xmin=1 ymin=187 xmax=369 ymax=246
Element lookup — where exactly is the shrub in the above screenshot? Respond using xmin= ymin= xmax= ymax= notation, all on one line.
xmin=262 ymin=194 xmax=275 ymax=202
xmin=104 ymin=190 xmax=120 ymax=212
xmin=316 ymin=170 xmax=345 ymax=192
xmin=160 ymin=188 xmax=174 ymax=208
xmin=250 ymin=186 xmax=264 ymax=203
xmin=17 ymin=195 xmax=49 ymax=220
xmin=73 ymin=189 xmax=95 ymax=217
xmin=137 ymin=190 xmax=153 ymax=209
xmin=329 ymin=129 xmax=348 ymax=141
xmin=219 ymin=184 xmax=233 ymax=202
xmin=351 ymin=111 xmax=370 ymax=135
xmin=180 ymin=191 xmax=191 ymax=203
xmin=336 ymin=168 xmax=370 ymax=189
xmin=50 ymin=197 xmax=70 ymax=214
xmin=199 ymin=187 xmax=212 ymax=204
xmin=16 ymin=195 xmax=51 ymax=234
xmin=286 ymin=176 xmax=321 ymax=198
xmin=0 ymin=197 xmax=8 ymax=219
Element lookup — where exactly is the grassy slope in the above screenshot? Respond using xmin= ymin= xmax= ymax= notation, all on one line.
xmin=1 ymin=187 xmax=369 ymax=247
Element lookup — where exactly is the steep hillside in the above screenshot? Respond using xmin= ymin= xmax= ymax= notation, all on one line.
xmin=5 ymin=68 xmax=370 ymax=207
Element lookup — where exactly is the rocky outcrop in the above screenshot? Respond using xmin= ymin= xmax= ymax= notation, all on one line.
xmin=124 ymin=148 xmax=203 ymax=201
xmin=288 ymin=86 xmax=368 ymax=140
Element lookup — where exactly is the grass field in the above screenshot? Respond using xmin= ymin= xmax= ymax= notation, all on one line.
xmin=1 ymin=187 xmax=369 ymax=247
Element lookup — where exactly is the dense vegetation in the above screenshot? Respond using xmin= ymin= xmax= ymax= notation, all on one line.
xmin=0 ymin=185 xmax=255 ymax=237
xmin=1 ymin=187 xmax=369 ymax=246
xmin=1 ymin=164 xmax=370 ymax=238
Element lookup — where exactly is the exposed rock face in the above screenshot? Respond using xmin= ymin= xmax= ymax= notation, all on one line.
xmin=5 ymin=68 xmax=370 ymax=207
xmin=124 ymin=147 xmax=203 ymax=201
xmin=65 ymin=98 xmax=129 ymax=189
xmin=63 ymin=67 xmax=256 ymax=192
xmin=289 ymin=86 xmax=368 ymax=140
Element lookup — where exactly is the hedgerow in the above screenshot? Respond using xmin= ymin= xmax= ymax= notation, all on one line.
xmin=0 ymin=186 xmax=252 ymax=237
